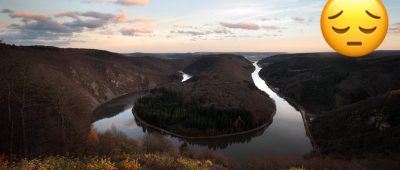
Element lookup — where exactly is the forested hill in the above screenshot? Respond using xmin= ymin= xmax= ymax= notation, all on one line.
xmin=135 ymin=55 xmax=276 ymax=136
xmin=0 ymin=44 xmax=188 ymax=156
xmin=258 ymin=53 xmax=400 ymax=157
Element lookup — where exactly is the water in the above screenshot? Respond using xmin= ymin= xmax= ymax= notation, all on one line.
xmin=179 ymin=71 xmax=192 ymax=82
xmin=92 ymin=62 xmax=312 ymax=164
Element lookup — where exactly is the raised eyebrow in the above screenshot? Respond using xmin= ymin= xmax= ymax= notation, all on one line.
xmin=328 ymin=10 xmax=343 ymax=20
xmin=366 ymin=10 xmax=381 ymax=19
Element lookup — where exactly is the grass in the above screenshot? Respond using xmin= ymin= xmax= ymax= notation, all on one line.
xmin=0 ymin=154 xmax=216 ymax=170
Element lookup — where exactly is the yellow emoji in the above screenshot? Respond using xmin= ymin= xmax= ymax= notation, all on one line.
xmin=321 ymin=0 xmax=388 ymax=57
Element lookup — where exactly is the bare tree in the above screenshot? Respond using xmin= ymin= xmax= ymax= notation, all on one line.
xmin=7 ymin=80 xmax=14 ymax=154
xmin=53 ymin=86 xmax=68 ymax=153
xmin=20 ymin=69 xmax=28 ymax=157
xmin=4 ymin=65 xmax=16 ymax=155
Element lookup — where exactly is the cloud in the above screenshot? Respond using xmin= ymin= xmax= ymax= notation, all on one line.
xmin=4 ymin=11 xmax=78 ymax=41
xmin=1 ymin=9 xmax=153 ymax=45
xmin=219 ymin=21 xmax=260 ymax=30
xmin=65 ymin=19 xmax=109 ymax=29
xmin=55 ymin=11 xmax=79 ymax=18
xmin=115 ymin=0 xmax=148 ymax=5
xmin=113 ymin=10 xmax=129 ymax=23
xmin=131 ymin=17 xmax=153 ymax=24
xmin=55 ymin=11 xmax=114 ymax=20
xmin=169 ymin=24 xmax=233 ymax=41
xmin=262 ymin=25 xmax=283 ymax=31
xmin=90 ymin=0 xmax=149 ymax=6
xmin=171 ymin=29 xmax=232 ymax=36
xmin=390 ymin=22 xmax=400 ymax=33
xmin=291 ymin=17 xmax=305 ymax=23
xmin=10 ymin=12 xmax=50 ymax=22
xmin=120 ymin=26 xmax=152 ymax=36
xmin=55 ymin=11 xmax=117 ymax=29
xmin=120 ymin=16 xmax=154 ymax=36
xmin=171 ymin=30 xmax=212 ymax=36
xmin=1 ymin=9 xmax=14 ymax=13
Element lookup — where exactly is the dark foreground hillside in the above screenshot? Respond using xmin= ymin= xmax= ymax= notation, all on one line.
xmin=258 ymin=53 xmax=400 ymax=158
xmin=0 ymin=44 xmax=188 ymax=156
xmin=135 ymin=55 xmax=276 ymax=137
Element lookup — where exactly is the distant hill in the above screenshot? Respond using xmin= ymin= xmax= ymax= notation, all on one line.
xmin=125 ymin=52 xmax=284 ymax=60
xmin=0 ymin=44 xmax=189 ymax=156
xmin=258 ymin=52 xmax=400 ymax=158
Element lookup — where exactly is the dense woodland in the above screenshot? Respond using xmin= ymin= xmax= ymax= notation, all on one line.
xmin=259 ymin=53 xmax=400 ymax=158
xmin=0 ymin=57 xmax=91 ymax=157
xmin=0 ymin=44 xmax=187 ymax=157
xmin=135 ymin=88 xmax=255 ymax=136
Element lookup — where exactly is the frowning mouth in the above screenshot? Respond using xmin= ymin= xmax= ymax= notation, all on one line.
xmin=347 ymin=42 xmax=362 ymax=46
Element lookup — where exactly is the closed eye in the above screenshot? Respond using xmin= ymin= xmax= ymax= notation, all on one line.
xmin=332 ymin=26 xmax=350 ymax=34
xmin=366 ymin=10 xmax=380 ymax=19
xmin=328 ymin=10 xmax=343 ymax=20
xmin=359 ymin=26 xmax=377 ymax=34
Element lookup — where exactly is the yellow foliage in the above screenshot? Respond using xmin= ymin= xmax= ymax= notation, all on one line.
xmin=0 ymin=155 xmax=10 ymax=170
xmin=87 ymin=128 xmax=99 ymax=144
xmin=0 ymin=154 xmax=217 ymax=170
xmin=121 ymin=158 xmax=141 ymax=170
xmin=86 ymin=158 xmax=117 ymax=170
xmin=205 ymin=160 xmax=213 ymax=167
xmin=289 ymin=166 xmax=305 ymax=170
xmin=18 ymin=159 xmax=38 ymax=170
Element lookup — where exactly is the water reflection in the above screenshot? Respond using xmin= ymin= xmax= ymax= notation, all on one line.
xmin=93 ymin=108 xmax=144 ymax=139
xmin=91 ymin=60 xmax=312 ymax=164
xmin=181 ymin=121 xmax=271 ymax=150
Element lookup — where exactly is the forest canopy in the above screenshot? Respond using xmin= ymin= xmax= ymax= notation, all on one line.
xmin=134 ymin=88 xmax=256 ymax=136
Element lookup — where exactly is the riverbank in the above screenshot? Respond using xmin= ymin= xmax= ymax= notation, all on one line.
xmin=258 ymin=53 xmax=400 ymax=158
xmin=255 ymin=62 xmax=319 ymax=154
xmin=133 ymin=108 xmax=275 ymax=140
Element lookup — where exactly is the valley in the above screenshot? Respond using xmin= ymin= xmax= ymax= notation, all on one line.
xmin=1 ymin=43 xmax=400 ymax=169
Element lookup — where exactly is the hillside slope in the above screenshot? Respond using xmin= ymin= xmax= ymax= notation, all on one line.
xmin=258 ymin=53 xmax=400 ymax=157
xmin=0 ymin=44 xmax=188 ymax=156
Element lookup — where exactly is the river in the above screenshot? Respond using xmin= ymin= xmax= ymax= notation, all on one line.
xmin=92 ymin=61 xmax=312 ymax=164
xmin=179 ymin=70 xmax=192 ymax=82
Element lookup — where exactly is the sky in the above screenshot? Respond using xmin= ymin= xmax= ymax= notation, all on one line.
xmin=0 ymin=0 xmax=399 ymax=53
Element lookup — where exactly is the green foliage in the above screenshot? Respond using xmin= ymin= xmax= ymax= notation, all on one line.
xmin=134 ymin=88 xmax=255 ymax=136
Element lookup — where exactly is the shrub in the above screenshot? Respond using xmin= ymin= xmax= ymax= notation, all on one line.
xmin=0 ymin=155 xmax=9 ymax=169
xmin=141 ymin=133 xmax=178 ymax=154
xmin=120 ymin=157 xmax=141 ymax=170
xmin=198 ymin=150 xmax=232 ymax=168
xmin=86 ymin=127 xmax=141 ymax=159
xmin=86 ymin=158 xmax=116 ymax=170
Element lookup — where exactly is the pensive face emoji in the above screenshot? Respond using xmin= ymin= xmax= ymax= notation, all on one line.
xmin=321 ymin=0 xmax=388 ymax=57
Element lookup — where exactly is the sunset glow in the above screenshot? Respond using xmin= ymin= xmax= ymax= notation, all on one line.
xmin=0 ymin=0 xmax=399 ymax=53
